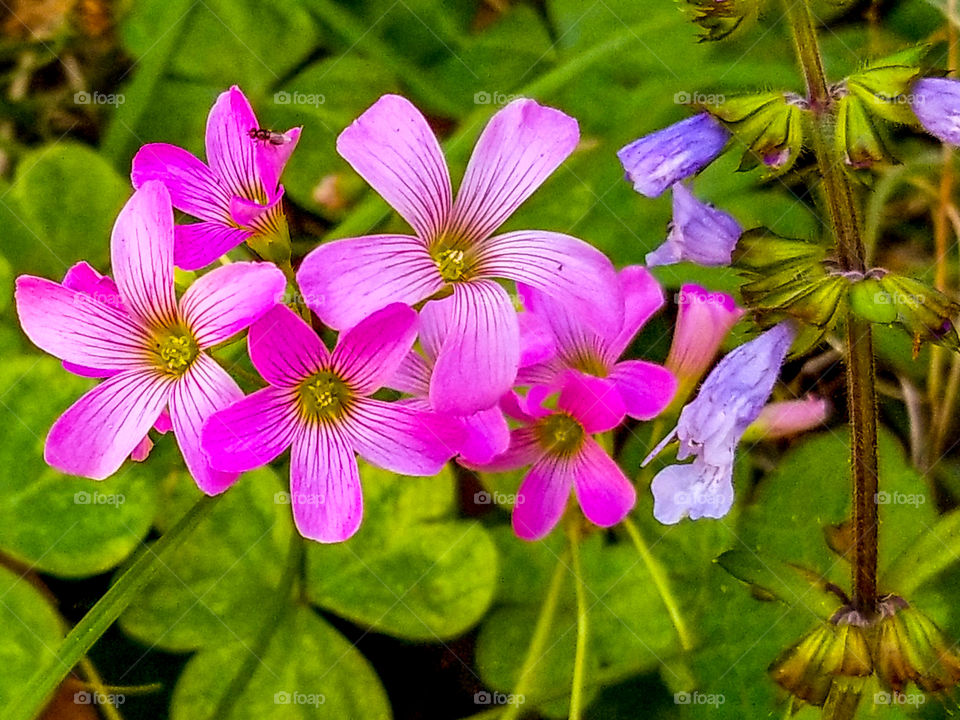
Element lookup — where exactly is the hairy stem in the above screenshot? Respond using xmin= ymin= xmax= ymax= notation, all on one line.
xmin=784 ymin=0 xmax=879 ymax=616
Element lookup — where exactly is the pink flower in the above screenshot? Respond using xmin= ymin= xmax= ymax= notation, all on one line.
xmin=132 ymin=85 xmax=301 ymax=270
xmin=517 ymin=265 xmax=677 ymax=424
xmin=746 ymin=395 xmax=831 ymax=440
xmin=297 ymin=94 xmax=620 ymax=417
xmin=201 ymin=303 xmax=462 ymax=543
xmin=14 ymin=182 xmax=286 ymax=489
xmin=666 ymin=284 xmax=743 ymax=398
xmin=468 ymin=372 xmax=635 ymax=540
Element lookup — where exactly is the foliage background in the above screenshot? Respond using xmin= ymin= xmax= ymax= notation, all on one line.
xmin=1 ymin=0 xmax=959 ymax=718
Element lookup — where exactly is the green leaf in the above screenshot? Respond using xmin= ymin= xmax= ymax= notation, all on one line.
xmin=716 ymin=550 xmax=838 ymax=618
xmin=0 ymin=565 xmax=64 ymax=706
xmin=171 ymin=606 xmax=391 ymax=720
xmin=883 ymin=508 xmax=960 ymax=595
xmin=6 ymin=143 xmax=127 ymax=277
xmin=305 ymin=464 xmax=498 ymax=640
xmin=0 ymin=356 xmax=160 ymax=577
xmin=119 ymin=467 xmax=293 ymax=651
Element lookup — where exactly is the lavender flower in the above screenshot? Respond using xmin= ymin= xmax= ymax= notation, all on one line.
xmin=911 ymin=77 xmax=960 ymax=146
xmin=646 ymin=183 xmax=742 ymax=267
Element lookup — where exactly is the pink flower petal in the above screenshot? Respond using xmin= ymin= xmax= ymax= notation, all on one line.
xmin=63 ymin=261 xmax=121 ymax=301
xmin=345 ymin=399 xmax=460 ymax=476
xmin=229 ymin=190 xmax=284 ymax=228
xmin=168 ymin=354 xmax=243 ymax=494
xmin=16 ymin=276 xmax=151 ymax=371
xmin=130 ymin=435 xmax=154 ymax=462
xmin=179 ymin=262 xmax=286 ymax=348
xmin=512 ymin=456 xmax=574 ymax=541
xmin=459 ymin=405 xmax=511 ymax=465
xmin=332 ymin=303 xmax=418 ymax=395
xmin=572 ymin=437 xmax=635 ymax=528
xmin=518 ymin=283 xmax=608 ymax=372
xmin=45 ymin=369 xmax=172 ymax=480
xmin=462 ymin=427 xmax=543 ymax=473
xmin=111 ymin=182 xmax=180 ymax=328
xmin=605 ymin=266 xmax=665 ymax=362
xmin=174 ymin=222 xmax=253 ymax=271
xmin=666 ymin=285 xmax=743 ymax=386
xmin=248 ymin=304 xmax=329 ymax=387
xmin=558 ymin=371 xmax=625 ymax=434
xmin=389 ymin=352 xmax=432 ymax=396
xmin=201 ymin=386 xmax=298 ymax=472
xmin=297 ymin=234 xmax=443 ymax=330
xmin=290 ymin=423 xmax=363 ymax=543
xmin=609 ymin=360 xmax=677 ymax=421
xmin=337 ymin=94 xmax=452 ymax=241
xmin=254 ymin=126 xmax=301 ymax=195
xmin=425 ymin=280 xmax=520 ymax=415
xmin=131 ymin=143 xmax=231 ymax=223
xmin=450 ymin=99 xmax=579 ymax=243
xmin=205 ymin=86 xmax=268 ymax=201
xmin=476 ymin=230 xmax=622 ymax=335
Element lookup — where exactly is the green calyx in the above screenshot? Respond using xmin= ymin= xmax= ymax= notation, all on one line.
xmin=298 ymin=371 xmax=352 ymax=422
xmin=705 ymin=92 xmax=805 ymax=175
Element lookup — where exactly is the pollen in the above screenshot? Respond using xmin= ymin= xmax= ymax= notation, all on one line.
xmin=151 ymin=327 xmax=199 ymax=376
xmin=430 ymin=235 xmax=474 ymax=283
xmin=536 ymin=413 xmax=585 ymax=457
xmin=298 ymin=371 xmax=351 ymax=422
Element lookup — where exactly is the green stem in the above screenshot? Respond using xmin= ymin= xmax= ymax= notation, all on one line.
xmin=3 ymin=495 xmax=218 ymax=720
xmin=783 ymin=0 xmax=879 ymax=617
xmin=209 ymin=532 xmax=303 ymax=720
xmin=78 ymin=658 xmax=124 ymax=720
xmin=622 ymin=518 xmax=693 ymax=651
xmin=568 ymin=521 xmax=588 ymax=720
xmin=500 ymin=548 xmax=570 ymax=720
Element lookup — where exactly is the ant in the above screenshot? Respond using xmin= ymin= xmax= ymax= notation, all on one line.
xmin=248 ymin=127 xmax=290 ymax=146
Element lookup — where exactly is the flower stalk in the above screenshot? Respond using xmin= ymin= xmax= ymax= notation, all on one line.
xmin=784 ymin=0 xmax=880 ymax=616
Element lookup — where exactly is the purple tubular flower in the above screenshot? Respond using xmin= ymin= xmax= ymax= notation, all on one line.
xmin=131 ymin=85 xmax=301 ymax=270
xmin=911 ymin=77 xmax=960 ymax=146
xmin=646 ymin=183 xmax=742 ymax=267
xmin=517 ymin=265 xmax=677 ymax=424
xmin=617 ymin=113 xmax=730 ymax=198
xmin=645 ymin=322 xmax=795 ymax=524
xmin=297 ymin=94 xmax=621 ymax=416
xmin=201 ymin=303 xmax=463 ymax=543
xmin=14 ymin=182 xmax=286 ymax=490
xmin=468 ymin=372 xmax=636 ymax=541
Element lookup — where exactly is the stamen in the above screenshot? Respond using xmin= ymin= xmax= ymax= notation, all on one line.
xmin=535 ymin=413 xmax=585 ymax=457
xmin=151 ymin=327 xmax=199 ymax=376
xmin=298 ymin=371 xmax=351 ymax=422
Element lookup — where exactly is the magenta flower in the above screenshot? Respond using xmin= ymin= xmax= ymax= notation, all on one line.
xmin=468 ymin=372 xmax=635 ymax=541
xmin=517 ymin=265 xmax=677 ymax=424
xmin=14 ymin=182 xmax=286 ymax=490
xmin=646 ymin=183 xmax=742 ymax=267
xmin=666 ymin=284 xmax=743 ymax=396
xmin=297 ymin=94 xmax=620 ymax=416
xmin=132 ymin=85 xmax=301 ymax=270
xmin=201 ymin=303 xmax=462 ymax=542
xmin=747 ymin=395 xmax=831 ymax=440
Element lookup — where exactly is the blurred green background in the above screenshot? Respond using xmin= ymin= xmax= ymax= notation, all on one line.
xmin=2 ymin=0 xmax=960 ymax=718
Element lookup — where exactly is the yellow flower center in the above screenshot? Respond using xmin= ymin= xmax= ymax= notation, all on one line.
xmin=570 ymin=351 xmax=608 ymax=378
xmin=430 ymin=235 xmax=474 ymax=282
xmin=535 ymin=413 xmax=585 ymax=457
xmin=151 ymin=327 xmax=199 ymax=376
xmin=298 ymin=371 xmax=351 ymax=422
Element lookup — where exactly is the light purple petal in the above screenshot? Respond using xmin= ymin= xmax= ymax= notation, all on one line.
xmin=290 ymin=423 xmax=362 ymax=543
xmin=462 ymin=427 xmax=542 ymax=473
xmin=912 ymin=78 xmax=960 ymax=146
xmin=459 ymin=405 xmax=511 ymax=465
xmin=604 ymin=265 xmax=665 ymax=362
xmin=205 ymin=86 xmax=267 ymax=200
xmin=248 ymin=304 xmax=329 ymax=386
xmin=111 ymin=182 xmax=180 ymax=328
xmin=131 ymin=143 xmax=231 ymax=223
xmin=337 ymin=94 xmax=452 ymax=241
xmin=332 ymin=303 xmax=418 ymax=395
xmin=609 ymin=360 xmax=677 ymax=421
xmin=425 ymin=279 xmax=520 ymax=415
xmin=476 ymin=230 xmax=622 ymax=335
xmin=201 ymin=386 xmax=298 ymax=472
xmin=572 ymin=437 xmax=635 ymax=527
xmin=345 ymin=398 xmax=461 ymax=476
xmin=646 ymin=183 xmax=741 ymax=267
xmin=651 ymin=461 xmax=733 ymax=524
xmin=389 ymin=352 xmax=432 ymax=397
xmin=557 ymin=371 xmax=625 ymax=434
xmin=174 ymin=222 xmax=253 ymax=271
xmin=297 ymin=234 xmax=443 ymax=330
xmin=512 ymin=456 xmax=573 ymax=541
xmin=450 ymin=99 xmax=578 ymax=242
xmin=61 ymin=262 xmax=126 ymax=378
xmin=15 ymin=276 xmax=151 ymax=371
xmin=45 ymin=369 xmax=172 ymax=480
xmin=179 ymin=262 xmax=286 ymax=348
xmin=169 ymin=354 xmax=244 ymax=494
xmin=617 ymin=113 xmax=729 ymax=198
